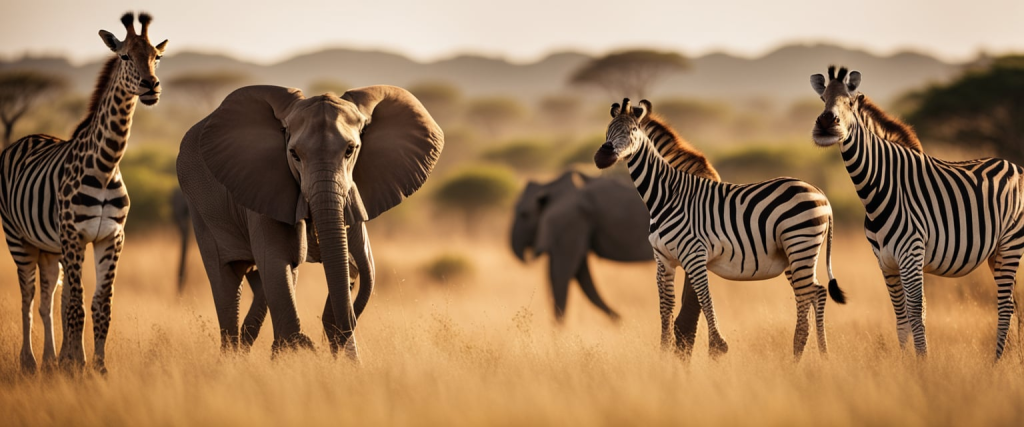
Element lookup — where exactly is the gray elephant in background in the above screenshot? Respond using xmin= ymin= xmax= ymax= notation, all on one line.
xmin=511 ymin=171 xmax=701 ymax=340
xmin=177 ymin=85 xmax=442 ymax=357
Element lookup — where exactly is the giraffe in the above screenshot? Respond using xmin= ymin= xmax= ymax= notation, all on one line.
xmin=0 ymin=12 xmax=167 ymax=373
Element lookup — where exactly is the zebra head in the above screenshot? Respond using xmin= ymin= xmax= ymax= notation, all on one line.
xmin=810 ymin=65 xmax=862 ymax=147
xmin=99 ymin=12 xmax=168 ymax=106
xmin=595 ymin=98 xmax=650 ymax=169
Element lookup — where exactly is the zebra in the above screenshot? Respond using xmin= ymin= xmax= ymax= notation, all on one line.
xmin=811 ymin=66 xmax=1024 ymax=359
xmin=594 ymin=99 xmax=846 ymax=358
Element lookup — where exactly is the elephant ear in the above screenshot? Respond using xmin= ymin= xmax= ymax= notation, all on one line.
xmin=342 ymin=85 xmax=444 ymax=219
xmin=199 ymin=85 xmax=305 ymax=224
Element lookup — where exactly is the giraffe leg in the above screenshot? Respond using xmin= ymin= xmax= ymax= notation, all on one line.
xmin=653 ymin=254 xmax=676 ymax=350
xmin=990 ymin=247 xmax=1022 ymax=360
xmin=90 ymin=233 xmax=124 ymax=374
xmin=681 ymin=250 xmax=728 ymax=357
xmin=58 ymin=232 xmax=88 ymax=369
xmin=898 ymin=251 xmax=928 ymax=356
xmin=38 ymin=252 xmax=62 ymax=368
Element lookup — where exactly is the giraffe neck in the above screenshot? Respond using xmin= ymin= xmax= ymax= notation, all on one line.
xmin=75 ymin=58 xmax=139 ymax=178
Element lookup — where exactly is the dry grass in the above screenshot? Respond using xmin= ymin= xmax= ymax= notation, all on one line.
xmin=1 ymin=227 xmax=1023 ymax=426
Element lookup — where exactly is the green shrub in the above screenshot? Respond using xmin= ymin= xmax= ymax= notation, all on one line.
xmin=119 ymin=145 xmax=179 ymax=232
xmin=423 ymin=253 xmax=474 ymax=284
xmin=482 ymin=139 xmax=554 ymax=173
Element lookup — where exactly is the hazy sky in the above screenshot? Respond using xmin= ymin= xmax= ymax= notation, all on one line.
xmin=2 ymin=0 xmax=1022 ymax=64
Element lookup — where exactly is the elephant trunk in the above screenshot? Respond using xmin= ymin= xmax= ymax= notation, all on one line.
xmin=309 ymin=176 xmax=356 ymax=355
xmin=510 ymin=218 xmax=532 ymax=263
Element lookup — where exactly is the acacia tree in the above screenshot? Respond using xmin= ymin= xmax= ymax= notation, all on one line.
xmin=432 ymin=166 xmax=518 ymax=233
xmin=168 ymin=71 xmax=247 ymax=112
xmin=0 ymin=71 xmax=67 ymax=146
xmin=569 ymin=49 xmax=689 ymax=98
xmin=907 ymin=55 xmax=1024 ymax=163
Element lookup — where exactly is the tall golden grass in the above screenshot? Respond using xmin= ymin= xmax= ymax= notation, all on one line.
xmin=0 ymin=227 xmax=1022 ymax=426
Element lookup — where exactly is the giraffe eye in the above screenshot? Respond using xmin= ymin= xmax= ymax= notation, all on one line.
xmin=155 ymin=55 xmax=162 ymax=60
xmin=120 ymin=54 xmax=130 ymax=61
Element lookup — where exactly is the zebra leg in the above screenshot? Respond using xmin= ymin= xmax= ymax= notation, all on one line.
xmin=883 ymin=271 xmax=911 ymax=348
xmin=37 ymin=252 xmax=62 ymax=367
xmin=58 ymin=232 xmax=88 ymax=369
xmin=898 ymin=254 xmax=928 ymax=356
xmin=990 ymin=249 xmax=1022 ymax=360
xmin=12 ymin=245 xmax=39 ymax=373
xmin=653 ymin=254 xmax=676 ymax=350
xmin=813 ymin=286 xmax=829 ymax=354
xmin=673 ymin=273 xmax=701 ymax=358
xmin=90 ymin=233 xmax=124 ymax=374
xmin=682 ymin=251 xmax=728 ymax=357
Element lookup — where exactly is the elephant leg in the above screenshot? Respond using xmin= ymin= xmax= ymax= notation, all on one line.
xmin=576 ymin=256 xmax=619 ymax=321
xmin=240 ymin=269 xmax=268 ymax=349
xmin=249 ymin=216 xmax=311 ymax=353
xmin=176 ymin=216 xmax=191 ymax=295
xmin=673 ymin=273 xmax=701 ymax=358
xmin=548 ymin=255 xmax=574 ymax=323
xmin=190 ymin=212 xmax=247 ymax=350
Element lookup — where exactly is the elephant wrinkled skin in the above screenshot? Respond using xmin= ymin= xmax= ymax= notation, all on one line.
xmin=177 ymin=85 xmax=442 ymax=357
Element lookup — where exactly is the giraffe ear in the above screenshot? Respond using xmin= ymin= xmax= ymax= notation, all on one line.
xmin=99 ymin=30 xmax=122 ymax=52
xmin=155 ymin=39 xmax=169 ymax=52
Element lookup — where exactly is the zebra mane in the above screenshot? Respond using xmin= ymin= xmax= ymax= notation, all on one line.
xmin=642 ymin=113 xmax=721 ymax=182
xmin=857 ymin=95 xmax=923 ymax=153
xmin=72 ymin=56 xmax=119 ymax=141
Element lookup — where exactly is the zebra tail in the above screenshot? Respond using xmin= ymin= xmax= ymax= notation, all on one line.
xmin=825 ymin=214 xmax=847 ymax=304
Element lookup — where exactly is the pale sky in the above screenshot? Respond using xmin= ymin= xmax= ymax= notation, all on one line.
xmin=1 ymin=0 xmax=1022 ymax=64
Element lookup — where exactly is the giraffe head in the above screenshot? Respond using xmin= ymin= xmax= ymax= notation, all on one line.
xmin=594 ymin=98 xmax=650 ymax=169
xmin=810 ymin=65 xmax=862 ymax=146
xmin=98 ymin=12 xmax=168 ymax=106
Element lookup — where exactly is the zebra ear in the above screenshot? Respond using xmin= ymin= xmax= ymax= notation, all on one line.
xmin=610 ymin=103 xmax=621 ymax=118
xmin=811 ymin=74 xmax=826 ymax=96
xmin=847 ymin=71 xmax=862 ymax=92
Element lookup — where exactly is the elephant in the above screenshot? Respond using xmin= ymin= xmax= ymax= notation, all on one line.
xmin=176 ymin=85 xmax=443 ymax=357
xmin=170 ymin=185 xmax=358 ymax=347
xmin=511 ymin=171 xmax=701 ymax=344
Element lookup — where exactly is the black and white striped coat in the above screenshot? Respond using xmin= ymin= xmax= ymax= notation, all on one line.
xmin=595 ymin=99 xmax=845 ymax=357
xmin=812 ymin=66 xmax=1024 ymax=359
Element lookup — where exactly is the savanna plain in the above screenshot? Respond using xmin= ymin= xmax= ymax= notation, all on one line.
xmin=1 ymin=225 xmax=1022 ymax=426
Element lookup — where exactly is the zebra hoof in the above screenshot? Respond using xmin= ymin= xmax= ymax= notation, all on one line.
xmin=709 ymin=339 xmax=729 ymax=359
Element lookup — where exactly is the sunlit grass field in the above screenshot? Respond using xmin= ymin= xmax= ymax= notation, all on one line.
xmin=1 ymin=227 xmax=1022 ymax=426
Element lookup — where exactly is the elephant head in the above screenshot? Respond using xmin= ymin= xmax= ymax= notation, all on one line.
xmin=197 ymin=85 xmax=443 ymax=350
xmin=510 ymin=171 xmax=589 ymax=262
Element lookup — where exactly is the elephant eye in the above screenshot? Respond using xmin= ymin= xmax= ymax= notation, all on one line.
xmin=345 ymin=145 xmax=355 ymax=159
xmin=289 ymin=149 xmax=300 ymax=162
